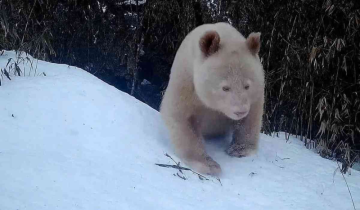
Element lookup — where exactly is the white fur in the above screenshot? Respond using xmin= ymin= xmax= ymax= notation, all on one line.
xmin=160 ymin=22 xmax=265 ymax=176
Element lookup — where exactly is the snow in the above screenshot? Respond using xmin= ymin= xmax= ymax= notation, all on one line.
xmin=1 ymin=50 xmax=360 ymax=210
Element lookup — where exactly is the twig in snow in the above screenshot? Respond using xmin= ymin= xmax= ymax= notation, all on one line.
xmin=155 ymin=163 xmax=189 ymax=180
xmin=271 ymin=161 xmax=285 ymax=169
xmin=165 ymin=153 xmax=179 ymax=165
xmin=155 ymin=162 xmax=209 ymax=181
xmin=195 ymin=172 xmax=209 ymax=181
xmin=157 ymin=153 xmax=223 ymax=185
xmin=155 ymin=163 xmax=191 ymax=171
xmin=164 ymin=153 xmax=209 ymax=180
xmin=276 ymin=153 xmax=290 ymax=160
xmin=3 ymin=69 xmax=11 ymax=80
xmin=176 ymin=172 xmax=186 ymax=180
xmin=249 ymin=172 xmax=257 ymax=177
xmin=165 ymin=153 xmax=183 ymax=174
xmin=336 ymin=161 xmax=356 ymax=210
xmin=217 ymin=178 xmax=222 ymax=186
xmin=157 ymin=154 xmax=212 ymax=181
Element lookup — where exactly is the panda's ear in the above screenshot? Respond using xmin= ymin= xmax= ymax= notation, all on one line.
xmin=246 ymin=32 xmax=261 ymax=55
xmin=199 ymin=30 xmax=220 ymax=57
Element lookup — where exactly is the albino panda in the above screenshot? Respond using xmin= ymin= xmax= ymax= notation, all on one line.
xmin=160 ymin=22 xmax=265 ymax=176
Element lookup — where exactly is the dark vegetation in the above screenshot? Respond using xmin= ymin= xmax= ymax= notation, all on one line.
xmin=0 ymin=0 xmax=359 ymax=168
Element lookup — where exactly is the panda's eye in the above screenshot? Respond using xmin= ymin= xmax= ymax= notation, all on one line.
xmin=244 ymin=84 xmax=250 ymax=90
xmin=222 ymin=86 xmax=230 ymax=92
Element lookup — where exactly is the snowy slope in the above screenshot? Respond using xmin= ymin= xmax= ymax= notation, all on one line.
xmin=0 ymin=51 xmax=359 ymax=210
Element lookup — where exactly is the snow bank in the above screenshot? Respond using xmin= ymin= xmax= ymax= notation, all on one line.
xmin=0 ymin=51 xmax=359 ymax=210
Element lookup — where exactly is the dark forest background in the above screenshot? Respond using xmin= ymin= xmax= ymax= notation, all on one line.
xmin=0 ymin=0 xmax=359 ymax=170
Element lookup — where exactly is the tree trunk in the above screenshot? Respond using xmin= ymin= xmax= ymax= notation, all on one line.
xmin=129 ymin=0 xmax=145 ymax=96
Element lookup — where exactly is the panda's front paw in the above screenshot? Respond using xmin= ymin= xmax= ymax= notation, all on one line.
xmin=225 ymin=143 xmax=255 ymax=157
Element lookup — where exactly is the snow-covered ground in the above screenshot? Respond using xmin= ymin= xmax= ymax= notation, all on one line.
xmin=1 ymin=51 xmax=359 ymax=210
